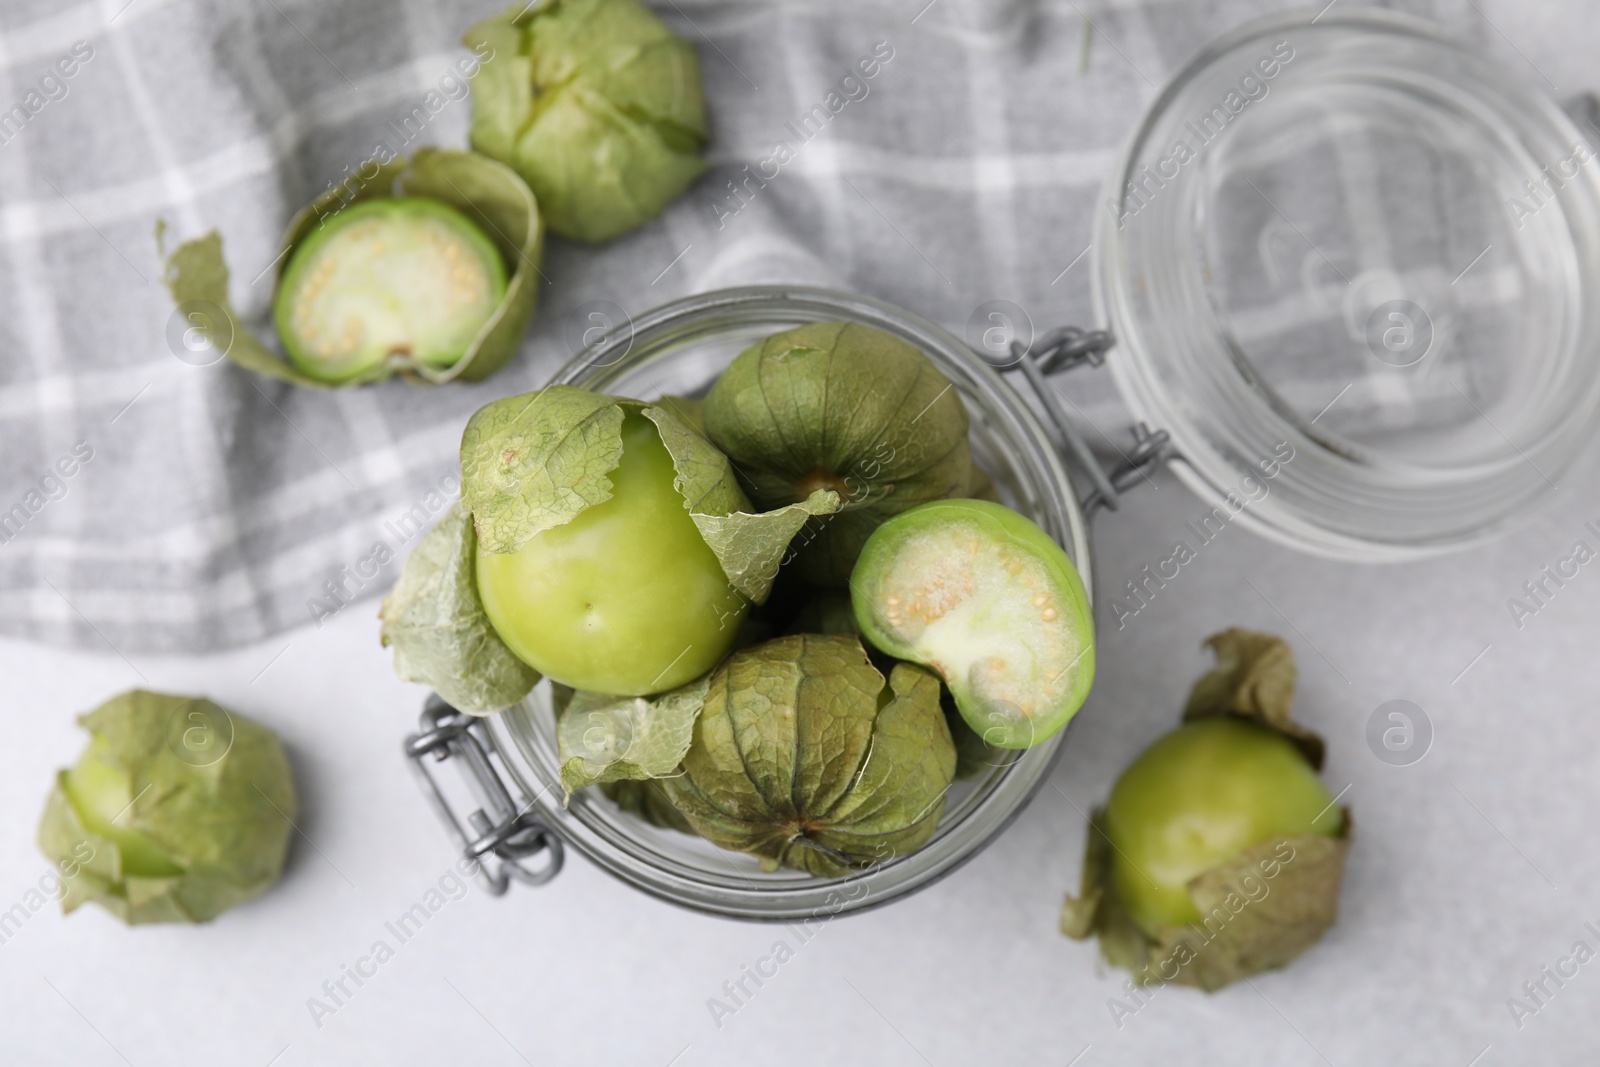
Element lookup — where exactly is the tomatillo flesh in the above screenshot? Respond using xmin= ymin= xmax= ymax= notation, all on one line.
xmin=273 ymin=197 xmax=507 ymax=383
xmin=850 ymin=498 xmax=1094 ymax=749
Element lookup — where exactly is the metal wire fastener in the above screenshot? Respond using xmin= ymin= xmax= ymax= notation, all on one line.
xmin=404 ymin=695 xmax=564 ymax=895
xmin=971 ymin=325 xmax=1173 ymax=516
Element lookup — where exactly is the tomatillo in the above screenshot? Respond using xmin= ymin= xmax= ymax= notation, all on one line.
xmin=850 ymin=498 xmax=1094 ymax=748
xmin=273 ymin=197 xmax=507 ymax=383
xmin=37 ymin=689 xmax=297 ymax=925
xmin=1103 ymin=716 xmax=1342 ymax=937
xmin=475 ymin=411 xmax=747 ymax=695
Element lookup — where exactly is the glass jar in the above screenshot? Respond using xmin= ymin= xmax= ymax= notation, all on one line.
xmin=406 ymin=8 xmax=1600 ymax=919
xmin=1097 ymin=8 xmax=1600 ymax=560
xmin=460 ymin=287 xmax=1094 ymax=920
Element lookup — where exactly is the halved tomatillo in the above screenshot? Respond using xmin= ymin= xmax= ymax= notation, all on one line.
xmin=850 ymin=498 xmax=1095 ymax=749
xmin=273 ymin=197 xmax=507 ymax=384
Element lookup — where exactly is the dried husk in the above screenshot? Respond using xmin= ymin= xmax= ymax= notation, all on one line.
xmin=661 ymin=634 xmax=957 ymax=877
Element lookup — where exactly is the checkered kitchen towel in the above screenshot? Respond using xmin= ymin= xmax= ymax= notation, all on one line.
xmin=0 ymin=0 xmax=1520 ymax=652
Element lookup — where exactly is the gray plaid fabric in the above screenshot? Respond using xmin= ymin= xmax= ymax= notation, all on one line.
xmin=0 ymin=0 xmax=1488 ymax=652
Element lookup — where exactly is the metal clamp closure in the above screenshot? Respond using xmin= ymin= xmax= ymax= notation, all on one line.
xmin=404 ymin=695 xmax=564 ymax=895
xmin=974 ymin=326 xmax=1174 ymax=517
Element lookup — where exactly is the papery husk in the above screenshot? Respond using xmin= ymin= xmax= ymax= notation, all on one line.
xmin=162 ymin=148 xmax=542 ymax=387
xmin=36 ymin=691 xmax=296 ymax=925
xmin=459 ymin=387 xmax=840 ymax=602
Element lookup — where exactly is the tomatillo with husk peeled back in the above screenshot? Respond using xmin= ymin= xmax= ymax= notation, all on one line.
xmin=475 ymin=410 xmax=748 ymax=695
xmin=1060 ymin=630 xmax=1353 ymax=992
xmin=378 ymin=387 xmax=842 ymax=708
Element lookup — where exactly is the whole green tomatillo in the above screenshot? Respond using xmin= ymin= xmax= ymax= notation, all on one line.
xmin=37 ymin=690 xmax=296 ymax=925
xmin=704 ymin=321 xmax=972 ymax=586
xmin=464 ymin=0 xmax=709 ymax=243
xmin=1103 ymin=716 xmax=1341 ymax=936
xmin=1061 ymin=630 xmax=1352 ymax=992
xmin=661 ymin=634 xmax=957 ymax=877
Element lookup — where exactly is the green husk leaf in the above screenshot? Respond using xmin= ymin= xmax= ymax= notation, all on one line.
xmin=1183 ymin=628 xmax=1324 ymax=769
xmin=645 ymin=401 xmax=844 ymax=601
xmin=662 ymin=635 xmax=956 ymax=877
xmin=600 ymin=778 xmax=696 ymax=833
xmin=641 ymin=402 xmax=747 ymax=517
xmin=36 ymin=690 xmax=296 ymax=925
xmin=460 ymin=392 xmax=833 ymax=602
xmin=1060 ymin=808 xmax=1150 ymax=972
xmin=1144 ymin=827 xmax=1352 ymax=991
xmin=557 ymin=675 xmax=709 ymax=796
xmin=704 ymin=321 xmax=972 ymax=585
xmin=389 ymin=148 xmax=544 ymax=383
xmin=379 ymin=503 xmax=539 ymax=714
xmin=161 ymin=148 xmax=541 ymax=388
xmin=464 ymin=0 xmax=709 ymax=243
xmin=460 ymin=386 xmax=627 ymax=554
xmin=1062 ymin=810 xmax=1352 ymax=991
xmin=690 ymin=489 xmax=841 ymax=603
xmin=161 ymin=232 xmax=323 ymax=386
xmin=1057 ymin=821 xmax=1102 ymax=940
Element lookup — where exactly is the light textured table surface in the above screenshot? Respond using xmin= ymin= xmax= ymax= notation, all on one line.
xmin=6 ymin=0 xmax=1600 ymax=1065
xmin=5 ymin=452 xmax=1600 ymax=1067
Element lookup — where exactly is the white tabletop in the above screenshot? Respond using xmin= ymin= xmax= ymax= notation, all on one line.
xmin=4 ymin=449 xmax=1598 ymax=1067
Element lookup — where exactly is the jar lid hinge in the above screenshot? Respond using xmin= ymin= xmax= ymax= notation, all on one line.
xmin=983 ymin=326 xmax=1175 ymax=517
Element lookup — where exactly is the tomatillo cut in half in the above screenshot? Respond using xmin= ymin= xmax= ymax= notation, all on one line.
xmin=476 ymin=410 xmax=748 ymax=695
xmin=1102 ymin=716 xmax=1343 ymax=937
xmin=850 ymin=498 xmax=1094 ymax=749
xmin=273 ymin=197 xmax=508 ymax=384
